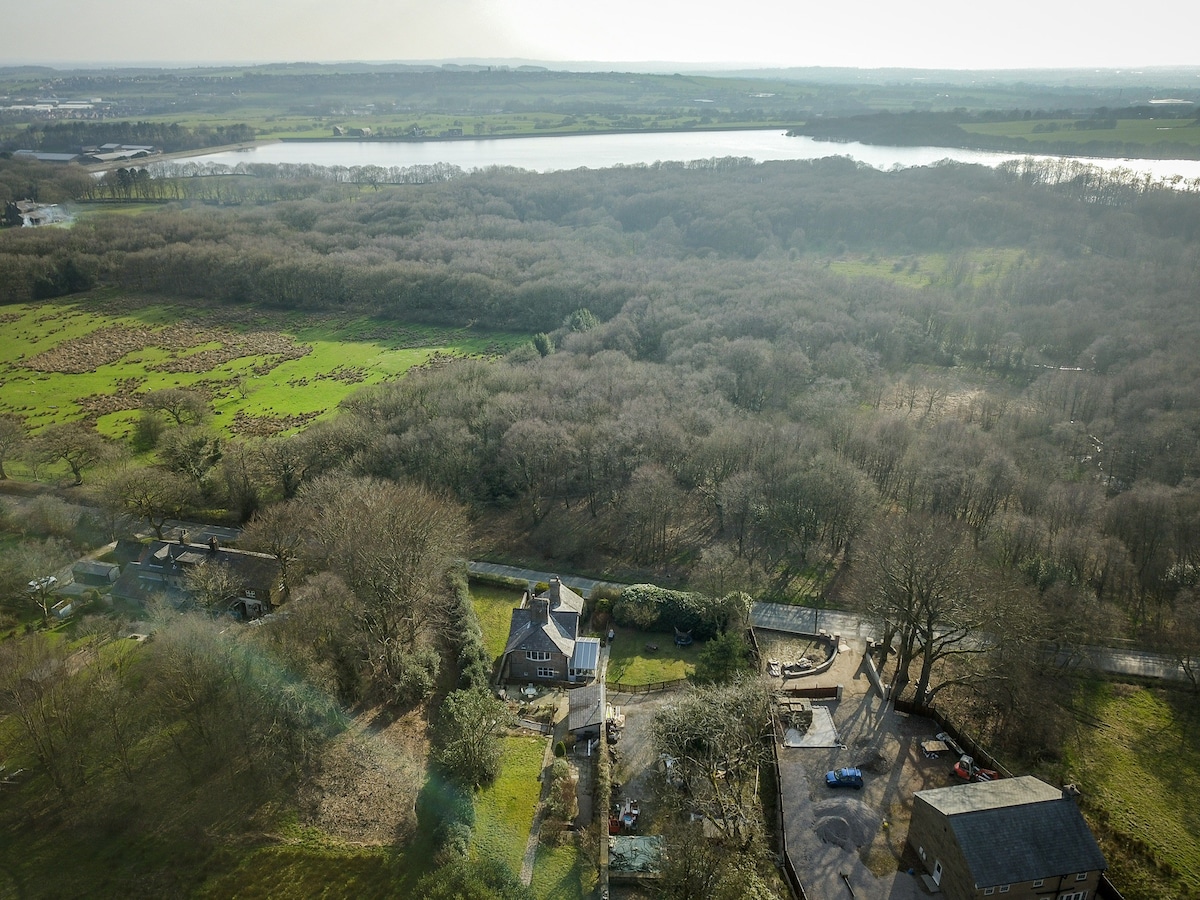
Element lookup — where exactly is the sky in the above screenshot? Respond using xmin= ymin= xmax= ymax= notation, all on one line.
xmin=3 ymin=0 xmax=1198 ymax=70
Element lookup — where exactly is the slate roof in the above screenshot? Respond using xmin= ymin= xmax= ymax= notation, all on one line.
xmin=113 ymin=540 xmax=280 ymax=607
xmin=504 ymin=606 xmax=577 ymax=656
xmin=542 ymin=579 xmax=585 ymax=616
xmin=503 ymin=577 xmax=586 ymax=659
xmin=916 ymin=776 xmax=1106 ymax=887
xmin=568 ymin=682 xmax=606 ymax=732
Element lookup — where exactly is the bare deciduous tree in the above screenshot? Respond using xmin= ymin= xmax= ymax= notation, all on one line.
xmin=31 ymin=422 xmax=110 ymax=485
xmin=651 ymin=677 xmax=772 ymax=848
xmin=0 ymin=414 xmax=27 ymax=480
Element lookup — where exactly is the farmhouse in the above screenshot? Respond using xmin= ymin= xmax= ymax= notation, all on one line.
xmin=907 ymin=776 xmax=1106 ymax=899
xmin=112 ymin=533 xmax=280 ymax=619
xmin=501 ymin=577 xmax=600 ymax=684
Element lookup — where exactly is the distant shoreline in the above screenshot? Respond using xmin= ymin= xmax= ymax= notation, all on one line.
xmin=275 ymin=123 xmax=790 ymax=144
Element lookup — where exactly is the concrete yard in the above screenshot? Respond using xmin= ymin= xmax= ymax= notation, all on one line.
xmin=775 ymin=637 xmax=958 ymax=899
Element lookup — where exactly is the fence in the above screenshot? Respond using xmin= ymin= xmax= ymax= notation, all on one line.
xmin=607 ymin=678 xmax=689 ymax=694
xmin=516 ymin=718 xmax=553 ymax=734
xmin=770 ymin=741 xmax=808 ymax=900
xmin=777 ymin=684 xmax=841 ymax=701
xmin=892 ymin=699 xmax=1014 ymax=779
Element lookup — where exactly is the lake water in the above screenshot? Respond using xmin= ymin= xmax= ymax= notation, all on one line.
xmin=173 ymin=130 xmax=1200 ymax=182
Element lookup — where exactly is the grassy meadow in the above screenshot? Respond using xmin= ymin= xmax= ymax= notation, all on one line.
xmin=0 ymin=297 xmax=524 ymax=446
xmin=1061 ymin=682 xmax=1200 ymax=900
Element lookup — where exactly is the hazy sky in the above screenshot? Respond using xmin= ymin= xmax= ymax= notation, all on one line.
xmin=5 ymin=0 xmax=1198 ymax=70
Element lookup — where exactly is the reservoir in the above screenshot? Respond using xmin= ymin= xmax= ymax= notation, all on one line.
xmin=170 ymin=129 xmax=1200 ymax=182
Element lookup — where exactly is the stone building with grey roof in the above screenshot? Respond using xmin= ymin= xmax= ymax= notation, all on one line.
xmin=112 ymin=535 xmax=280 ymax=620
xmin=501 ymin=577 xmax=600 ymax=684
xmin=908 ymin=776 xmax=1106 ymax=900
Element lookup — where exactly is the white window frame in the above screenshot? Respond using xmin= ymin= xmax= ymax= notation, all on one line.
xmin=536 ymin=666 xmax=556 ymax=678
xmin=1033 ymin=881 xmax=1044 ymax=888
xmin=984 ymin=889 xmax=994 ymax=896
xmin=1058 ymin=892 xmax=1088 ymax=900
xmin=1075 ymin=873 xmax=1088 ymax=882
xmin=999 ymin=887 xmax=1009 ymax=894
xmin=526 ymin=650 xmax=551 ymax=662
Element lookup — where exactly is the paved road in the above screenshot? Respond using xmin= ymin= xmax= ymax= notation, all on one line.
xmin=466 ymin=561 xmax=625 ymax=598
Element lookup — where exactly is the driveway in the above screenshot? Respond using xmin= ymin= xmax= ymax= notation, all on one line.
xmin=775 ymin=638 xmax=949 ymax=900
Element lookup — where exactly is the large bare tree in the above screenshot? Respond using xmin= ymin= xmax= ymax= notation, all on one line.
xmin=295 ymin=474 xmax=467 ymax=704
xmin=857 ymin=511 xmax=1017 ymax=706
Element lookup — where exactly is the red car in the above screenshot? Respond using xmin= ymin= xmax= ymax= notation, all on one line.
xmin=952 ymin=755 xmax=1000 ymax=782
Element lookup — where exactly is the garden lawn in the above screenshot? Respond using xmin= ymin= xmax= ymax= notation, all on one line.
xmin=470 ymin=581 xmax=524 ymax=665
xmin=471 ymin=735 xmax=545 ymax=876
xmin=1063 ymin=682 xmax=1200 ymax=900
xmin=605 ymin=628 xmax=699 ymax=685
xmin=531 ymin=839 xmax=593 ymax=900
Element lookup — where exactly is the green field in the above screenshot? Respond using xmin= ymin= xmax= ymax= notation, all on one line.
xmin=963 ymin=118 xmax=1200 ymax=152
xmin=0 ymin=298 xmax=525 ymax=442
xmin=828 ymin=248 xmax=1028 ymax=290
xmin=470 ymin=581 xmax=525 ymax=665
xmin=471 ymin=735 xmax=545 ymax=876
xmin=531 ymin=838 xmax=593 ymax=900
xmin=1061 ymin=683 xmax=1200 ymax=900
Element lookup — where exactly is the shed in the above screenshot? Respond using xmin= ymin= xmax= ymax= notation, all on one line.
xmin=568 ymin=682 xmax=606 ymax=738
xmin=73 ymin=560 xmax=120 ymax=586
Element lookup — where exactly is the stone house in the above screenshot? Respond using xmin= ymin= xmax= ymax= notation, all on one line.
xmin=907 ymin=776 xmax=1106 ymax=900
xmin=501 ymin=577 xmax=600 ymax=684
xmin=112 ymin=535 xmax=280 ymax=619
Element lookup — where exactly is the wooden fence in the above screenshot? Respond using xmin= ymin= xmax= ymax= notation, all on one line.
xmin=777 ymin=684 xmax=841 ymax=701
xmin=770 ymin=741 xmax=808 ymax=900
xmin=607 ymin=678 xmax=689 ymax=694
xmin=892 ymin=699 xmax=1014 ymax=779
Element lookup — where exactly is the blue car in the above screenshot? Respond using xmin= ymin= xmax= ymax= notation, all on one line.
xmin=825 ymin=767 xmax=864 ymax=789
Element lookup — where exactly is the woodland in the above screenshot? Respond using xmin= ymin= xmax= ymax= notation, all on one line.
xmin=1 ymin=150 xmax=1200 ymax=897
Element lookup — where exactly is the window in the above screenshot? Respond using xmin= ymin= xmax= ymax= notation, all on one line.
xmin=1058 ymin=892 xmax=1088 ymax=900
xmin=999 ymin=887 xmax=1009 ymax=894
xmin=536 ymin=666 xmax=556 ymax=679
xmin=526 ymin=651 xmax=551 ymax=661
xmin=1076 ymin=873 xmax=1088 ymax=882
xmin=1033 ymin=881 xmax=1044 ymax=889
xmin=984 ymin=889 xmax=994 ymax=896
xmin=918 ymin=847 xmax=926 ymax=861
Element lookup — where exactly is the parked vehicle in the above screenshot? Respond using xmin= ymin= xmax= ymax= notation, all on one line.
xmin=952 ymin=755 xmax=999 ymax=782
xmin=825 ymin=767 xmax=864 ymax=789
